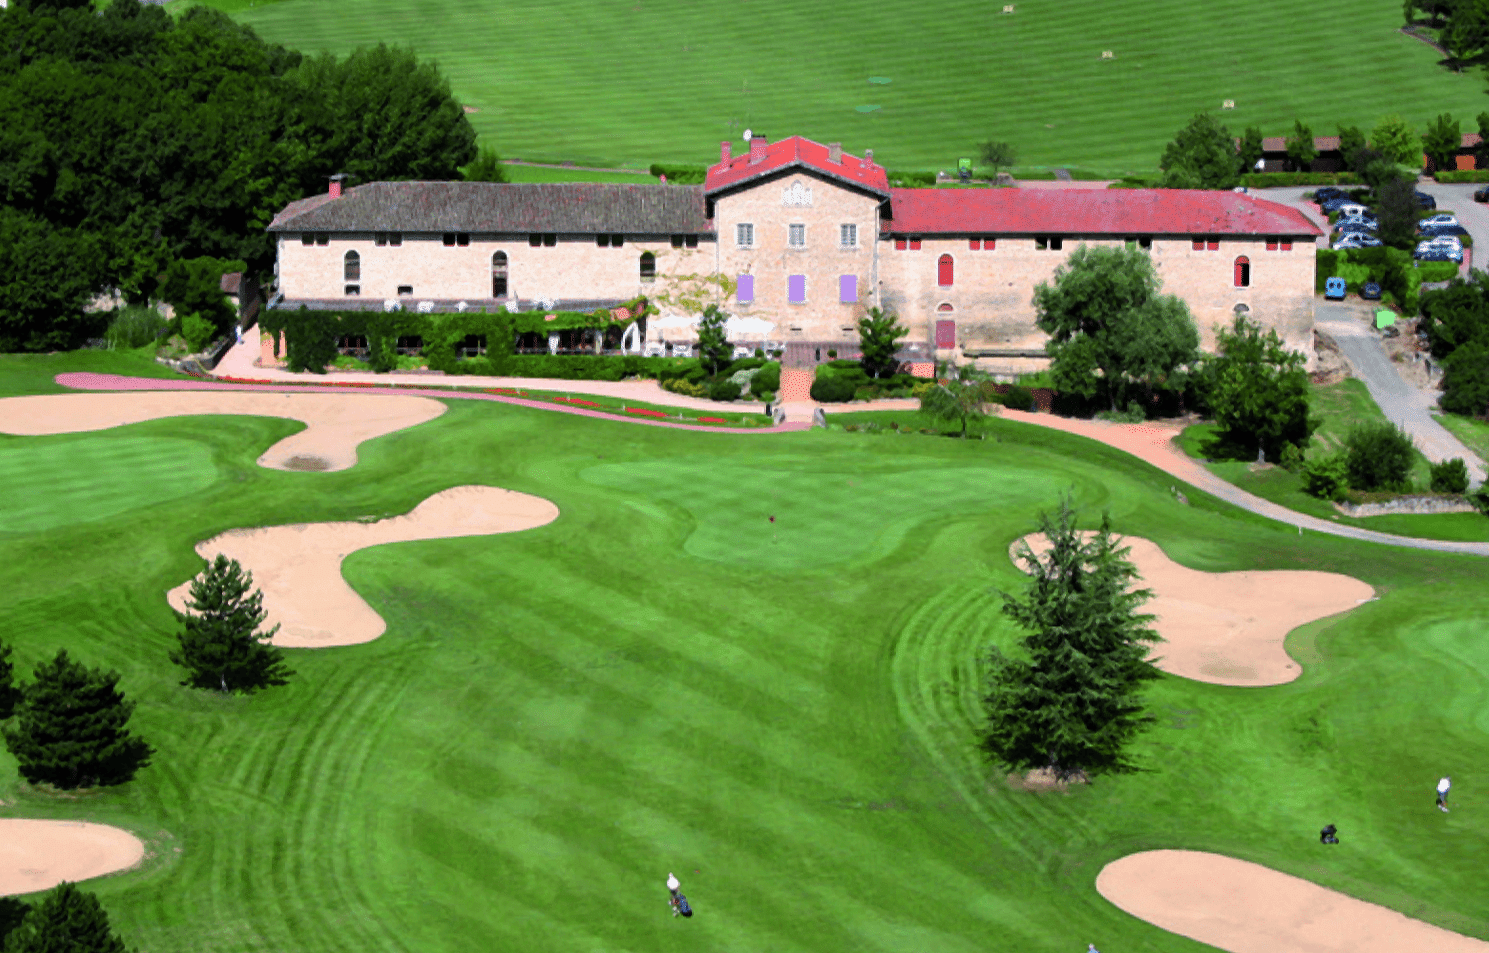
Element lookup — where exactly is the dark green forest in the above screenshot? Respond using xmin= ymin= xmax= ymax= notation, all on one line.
xmin=0 ymin=0 xmax=477 ymax=351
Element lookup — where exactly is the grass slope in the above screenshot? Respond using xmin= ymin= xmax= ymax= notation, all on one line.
xmin=199 ymin=0 xmax=1489 ymax=172
xmin=1 ymin=355 xmax=1487 ymax=951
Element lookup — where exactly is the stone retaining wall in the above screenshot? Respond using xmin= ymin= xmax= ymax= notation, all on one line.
xmin=1334 ymin=495 xmax=1477 ymax=517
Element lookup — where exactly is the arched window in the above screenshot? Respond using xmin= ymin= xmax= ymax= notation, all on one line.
xmin=938 ymin=254 xmax=954 ymax=287
xmin=344 ymin=250 xmax=360 ymax=282
xmin=1233 ymin=256 xmax=1251 ymax=288
xmin=492 ymin=252 xmax=508 ymax=297
xmin=639 ymin=252 xmax=656 ymax=282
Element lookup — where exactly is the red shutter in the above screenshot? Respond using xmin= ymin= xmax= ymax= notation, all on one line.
xmin=984 ymin=238 xmax=995 ymax=250
xmin=1281 ymin=240 xmax=1293 ymax=251
xmin=1266 ymin=239 xmax=1278 ymax=251
xmin=1207 ymin=239 xmax=1219 ymax=251
xmin=969 ymin=238 xmax=981 ymax=250
xmin=910 ymin=238 xmax=922 ymax=250
xmin=937 ymin=254 xmax=954 ymax=287
xmin=1234 ymin=256 xmax=1250 ymax=287
xmin=895 ymin=238 xmax=906 ymax=250
xmin=1192 ymin=238 xmax=1203 ymax=250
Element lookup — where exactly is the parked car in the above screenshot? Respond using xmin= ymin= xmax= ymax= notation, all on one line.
xmin=1334 ymin=218 xmax=1378 ymax=233
xmin=1420 ymin=213 xmax=1460 ymax=229
xmin=1325 ymin=276 xmax=1347 ymax=299
xmin=1361 ymin=281 xmax=1382 ymax=300
xmin=1415 ymin=191 xmax=1437 ymax=210
xmin=1313 ymin=187 xmax=1347 ymax=204
xmin=1414 ymin=244 xmax=1463 ymax=262
xmin=1335 ymin=203 xmax=1372 ymax=219
xmin=1474 ymin=186 xmax=1489 ymax=203
xmin=1333 ymin=234 xmax=1379 ymax=250
xmin=1418 ymin=234 xmax=1463 ymax=248
xmin=1419 ymin=224 xmax=1469 ymax=238
xmin=1320 ymin=196 xmax=1356 ymax=213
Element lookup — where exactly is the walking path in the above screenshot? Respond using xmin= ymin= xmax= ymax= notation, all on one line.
xmin=1314 ymin=303 xmax=1487 ymax=486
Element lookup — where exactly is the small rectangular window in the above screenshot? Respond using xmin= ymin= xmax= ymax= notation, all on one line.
xmin=344 ymin=284 xmax=360 ymax=296
xmin=788 ymin=274 xmax=806 ymax=304
xmin=315 ymin=233 xmax=328 ymax=246
xmin=737 ymin=274 xmax=754 ymax=304
xmin=1050 ymin=237 xmax=1063 ymax=250
xmin=1036 ymin=237 xmax=1049 ymax=250
xmin=375 ymin=233 xmax=388 ymax=246
xmin=613 ymin=234 xmax=624 ymax=247
xmin=789 ymin=224 xmax=805 ymax=247
xmin=302 ymin=234 xmax=314 ymax=246
xmin=984 ymin=237 xmax=996 ymax=250
xmin=457 ymin=233 xmax=470 ymax=246
xmin=839 ymin=275 xmax=857 ymax=303
xmin=530 ymin=234 xmax=542 ymax=247
xmin=544 ymin=234 xmax=556 ymax=247
xmin=1207 ymin=238 xmax=1219 ymax=251
xmin=841 ymin=224 xmax=857 ymax=247
xmin=895 ymin=238 xmax=907 ymax=251
xmin=736 ymin=223 xmax=754 ymax=247
xmin=389 ymin=233 xmax=402 ymax=246
xmin=597 ymin=235 xmax=611 ymax=247
xmin=443 ymin=233 xmax=456 ymax=247
xmin=1192 ymin=238 xmax=1204 ymax=251
xmin=671 ymin=235 xmax=684 ymax=248
xmin=1266 ymin=238 xmax=1278 ymax=251
xmin=909 ymin=238 xmax=922 ymax=250
xmin=685 ymin=234 xmax=698 ymax=248
xmin=969 ymin=238 xmax=981 ymax=251
xmin=1139 ymin=237 xmax=1151 ymax=249
xmin=1281 ymin=240 xmax=1293 ymax=251
xmin=397 ymin=285 xmax=413 ymax=296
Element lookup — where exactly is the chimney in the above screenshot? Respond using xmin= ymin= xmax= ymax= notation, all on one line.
xmin=828 ymin=142 xmax=843 ymax=163
xmin=862 ymin=149 xmax=874 ymax=169
xmin=720 ymin=140 xmax=732 ymax=164
xmin=328 ymin=173 xmax=348 ymax=199
xmin=749 ymin=136 xmax=767 ymax=164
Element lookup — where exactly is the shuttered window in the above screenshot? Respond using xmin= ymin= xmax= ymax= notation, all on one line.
xmin=1280 ymin=240 xmax=1293 ymax=251
xmin=938 ymin=255 xmax=954 ymax=287
xmin=788 ymin=274 xmax=806 ymax=303
xmin=910 ymin=238 xmax=922 ymax=250
xmin=1266 ymin=238 xmax=1278 ymax=251
xmin=839 ymin=275 xmax=857 ymax=303
xmin=969 ymin=238 xmax=981 ymax=251
xmin=1192 ymin=238 xmax=1204 ymax=250
xmin=895 ymin=238 xmax=907 ymax=250
xmin=1207 ymin=238 xmax=1219 ymax=251
xmin=1234 ymin=256 xmax=1251 ymax=287
xmin=737 ymin=274 xmax=754 ymax=303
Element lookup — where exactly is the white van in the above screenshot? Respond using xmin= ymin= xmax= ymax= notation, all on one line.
xmin=1336 ymin=203 xmax=1371 ymax=219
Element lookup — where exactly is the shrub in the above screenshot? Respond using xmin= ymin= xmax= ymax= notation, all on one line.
xmin=1416 ymin=260 xmax=1461 ymax=283
xmin=1441 ymin=341 xmax=1489 ymax=416
xmin=1240 ymin=171 xmax=1364 ymax=188
xmin=648 ymin=163 xmax=707 ymax=184
xmin=1432 ymin=170 xmax=1489 ymax=183
xmin=1430 ymin=458 xmax=1470 ymax=494
xmin=827 ymin=349 xmax=837 ymax=359
xmin=810 ymin=376 xmax=859 ymax=402
xmin=755 ymin=390 xmax=775 ymax=402
xmin=1000 ymin=384 xmax=1035 ymax=411
xmin=1301 ymin=452 xmax=1351 ymax=501
xmin=751 ymin=361 xmax=781 ymax=397
xmin=708 ymin=377 xmax=743 ymax=401
xmin=179 ymin=311 xmax=217 ymax=353
xmin=887 ymin=170 xmax=938 ymax=186
xmin=1278 ymin=442 xmax=1307 ymax=473
xmin=661 ymin=377 xmax=708 ymax=399
xmin=1344 ymin=421 xmax=1415 ymax=491
xmin=104 ymin=305 xmax=169 ymax=349
xmin=1470 ymin=484 xmax=1489 ymax=514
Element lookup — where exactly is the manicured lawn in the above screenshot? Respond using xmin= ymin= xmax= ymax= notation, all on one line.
xmin=1437 ymin=412 xmax=1489 ymax=462
xmin=2 ymin=355 xmax=1487 ymax=951
xmin=499 ymin=164 xmax=659 ymax=184
xmin=190 ymin=0 xmax=1489 ymax=173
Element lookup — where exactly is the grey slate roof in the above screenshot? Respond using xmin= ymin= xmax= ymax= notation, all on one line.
xmin=268 ymin=182 xmax=713 ymax=234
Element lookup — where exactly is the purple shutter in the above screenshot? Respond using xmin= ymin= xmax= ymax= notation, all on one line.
xmin=839 ymin=274 xmax=857 ymax=303
xmin=788 ymin=274 xmax=806 ymax=303
xmin=737 ymin=274 xmax=754 ymax=303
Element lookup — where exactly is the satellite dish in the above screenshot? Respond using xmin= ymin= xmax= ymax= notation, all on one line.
xmin=743 ymin=127 xmax=753 ymax=141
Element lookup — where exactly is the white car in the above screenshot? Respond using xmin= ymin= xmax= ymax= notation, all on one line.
xmin=1333 ymin=234 xmax=1379 ymax=250
xmin=1417 ymin=235 xmax=1462 ymax=250
xmin=1420 ymin=213 xmax=1460 ymax=229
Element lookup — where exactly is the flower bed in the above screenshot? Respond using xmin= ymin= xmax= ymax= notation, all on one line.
xmin=625 ymin=408 xmax=669 ymax=418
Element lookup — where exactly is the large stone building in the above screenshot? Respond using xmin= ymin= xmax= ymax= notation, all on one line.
xmin=268 ymin=135 xmax=1321 ymax=367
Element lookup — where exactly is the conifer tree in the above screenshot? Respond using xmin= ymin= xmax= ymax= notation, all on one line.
xmin=2 ymin=651 xmax=153 ymax=790
xmin=2 ymin=882 xmax=127 ymax=953
xmin=171 ymin=554 xmax=292 ymax=694
xmin=982 ymin=499 xmax=1162 ymax=781
xmin=0 ymin=638 xmax=19 ymax=720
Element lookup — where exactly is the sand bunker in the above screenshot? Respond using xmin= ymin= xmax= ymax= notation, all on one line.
xmin=166 ymin=485 xmax=559 ymax=647
xmin=1011 ymin=534 xmax=1374 ymax=686
xmin=1098 ymin=850 xmax=1489 ymax=953
xmin=0 ymin=820 xmax=145 ymax=897
xmin=0 ymin=391 xmax=446 ymax=472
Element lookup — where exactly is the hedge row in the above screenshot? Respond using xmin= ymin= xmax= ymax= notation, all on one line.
xmin=1240 ymin=171 xmax=1365 ymax=188
xmin=648 ymin=163 xmax=707 ymax=184
xmin=1432 ymin=170 xmax=1489 ymax=183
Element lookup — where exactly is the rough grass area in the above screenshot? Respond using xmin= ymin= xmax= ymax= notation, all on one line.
xmin=1437 ymin=413 xmax=1489 ymax=463
xmin=202 ymin=0 xmax=1489 ymax=172
xmin=2 ymin=355 xmax=1487 ymax=952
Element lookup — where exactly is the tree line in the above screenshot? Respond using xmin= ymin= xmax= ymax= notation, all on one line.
xmin=0 ymin=0 xmax=480 ymax=352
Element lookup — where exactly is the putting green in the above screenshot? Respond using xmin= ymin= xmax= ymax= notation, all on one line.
xmin=0 ymin=435 xmax=217 ymax=535
xmin=582 ymin=457 xmax=1056 ymax=569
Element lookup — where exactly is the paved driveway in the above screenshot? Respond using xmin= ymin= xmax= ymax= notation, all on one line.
xmin=1315 ymin=302 xmax=1486 ymax=486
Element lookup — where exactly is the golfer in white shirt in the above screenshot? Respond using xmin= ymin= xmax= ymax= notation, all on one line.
xmin=1437 ymin=776 xmax=1452 ymax=812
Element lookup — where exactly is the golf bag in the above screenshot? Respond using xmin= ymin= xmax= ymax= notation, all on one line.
xmin=676 ymin=892 xmax=693 ymax=917
xmin=1320 ymin=824 xmax=1338 ymax=845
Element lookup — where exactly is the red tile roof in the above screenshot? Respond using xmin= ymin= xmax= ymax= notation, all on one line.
xmin=705 ymin=136 xmax=890 ymax=196
xmin=886 ymin=188 xmax=1321 ymax=236
xmin=219 ymin=272 xmax=242 ymax=295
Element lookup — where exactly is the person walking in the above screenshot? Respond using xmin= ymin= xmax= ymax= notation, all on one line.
xmin=667 ymin=873 xmax=682 ymax=916
xmin=1437 ymin=776 xmax=1452 ymax=812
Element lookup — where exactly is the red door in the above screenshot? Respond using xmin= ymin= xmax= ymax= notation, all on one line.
xmin=935 ymin=320 xmax=956 ymax=348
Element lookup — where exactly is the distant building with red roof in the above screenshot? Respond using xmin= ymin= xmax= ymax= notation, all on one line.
xmin=268 ymin=134 xmax=1320 ymax=373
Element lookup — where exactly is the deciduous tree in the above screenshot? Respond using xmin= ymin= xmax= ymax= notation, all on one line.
xmin=0 ymin=638 xmax=18 ymax=720
xmin=1371 ymin=114 xmax=1422 ymax=166
xmin=1238 ymin=126 xmax=1265 ymax=173
xmin=978 ymin=140 xmax=1018 ymax=177
xmin=0 ymin=209 xmax=108 ymax=352
xmin=857 ymin=306 xmax=907 ymax=379
xmin=1200 ymin=314 xmax=1316 ymax=460
xmin=1 ymin=650 xmax=152 ymax=790
xmin=1 ymin=882 xmax=126 ymax=953
xmin=1441 ymin=339 xmax=1489 ymax=415
xmin=919 ymin=377 xmax=994 ymax=436
xmin=1033 ymin=244 xmax=1200 ymax=409
xmin=1423 ymin=112 xmax=1463 ymax=171
xmin=1159 ymin=112 xmax=1240 ymax=189
xmin=1338 ymin=124 xmax=1367 ymax=167
xmin=171 ymin=554 xmax=292 ymax=694
xmin=461 ymin=146 xmax=508 ymax=183
xmin=982 ymin=499 xmax=1161 ymax=782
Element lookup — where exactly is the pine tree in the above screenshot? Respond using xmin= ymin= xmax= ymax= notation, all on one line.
xmin=2 ymin=882 xmax=127 ymax=953
xmin=982 ymin=499 xmax=1163 ymax=781
xmin=0 ymin=638 xmax=20 ymax=720
xmin=171 ymin=554 xmax=292 ymax=694
xmin=1 ymin=650 xmax=153 ymax=790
